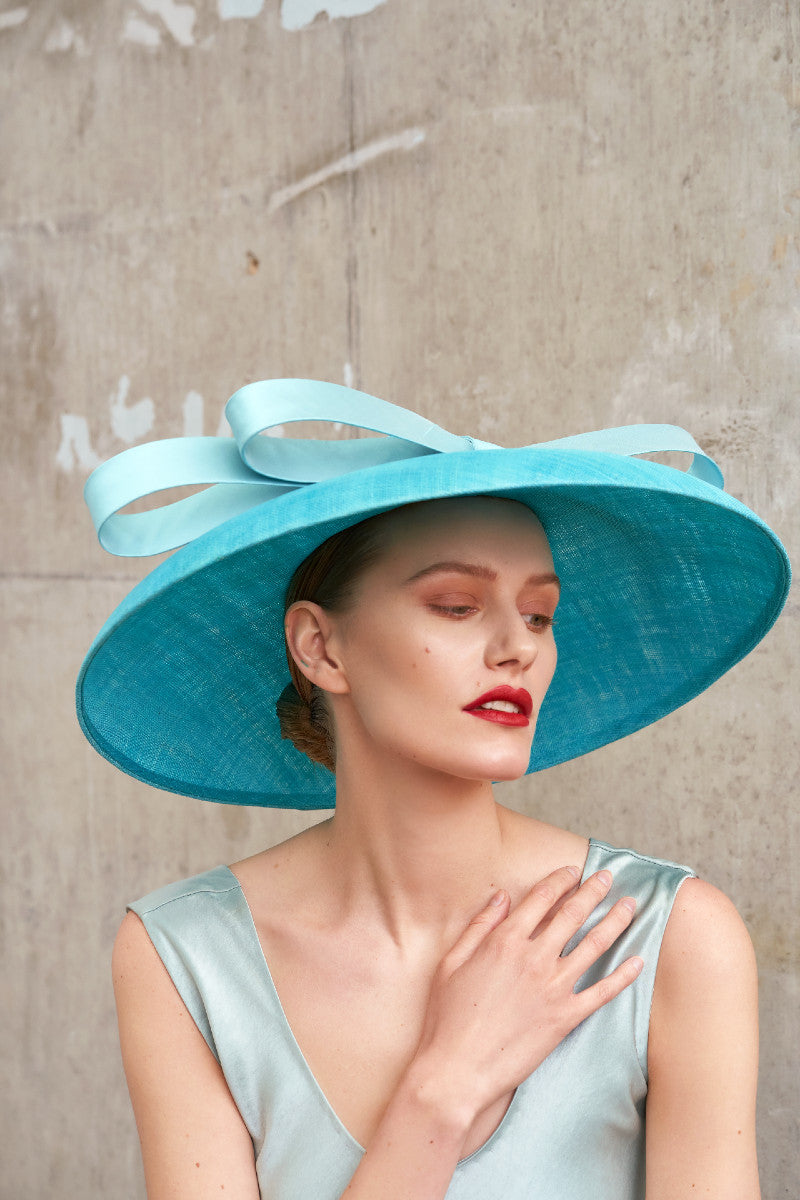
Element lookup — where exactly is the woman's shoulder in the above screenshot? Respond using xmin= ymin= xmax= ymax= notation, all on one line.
xmin=117 ymin=865 xmax=242 ymax=974
xmin=114 ymin=858 xmax=279 ymax=1063
xmin=117 ymin=860 xmax=272 ymax=1001
xmin=115 ymin=820 xmax=334 ymax=972
xmin=656 ymin=875 xmax=757 ymax=999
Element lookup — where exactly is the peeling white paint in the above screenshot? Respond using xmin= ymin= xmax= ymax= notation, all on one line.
xmin=343 ymin=361 xmax=354 ymax=388
xmin=280 ymin=0 xmax=386 ymax=32
xmin=44 ymin=18 xmax=88 ymax=54
xmin=182 ymin=390 xmax=204 ymax=436
xmin=109 ymin=376 xmax=155 ymax=444
xmin=0 ymin=7 xmax=28 ymax=31
xmin=269 ymin=126 xmax=425 ymax=211
xmin=217 ymin=0 xmax=384 ymax=22
xmin=56 ymin=415 xmax=101 ymax=473
xmin=137 ymin=0 xmax=196 ymax=46
xmin=122 ymin=13 xmax=161 ymax=45
xmin=218 ymin=0 xmax=264 ymax=18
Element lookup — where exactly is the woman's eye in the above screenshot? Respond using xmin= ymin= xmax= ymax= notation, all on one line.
xmin=524 ymin=613 xmax=555 ymax=631
xmin=429 ymin=603 xmax=476 ymax=617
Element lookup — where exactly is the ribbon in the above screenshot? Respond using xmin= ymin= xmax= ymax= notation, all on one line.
xmin=84 ymin=379 xmax=724 ymax=557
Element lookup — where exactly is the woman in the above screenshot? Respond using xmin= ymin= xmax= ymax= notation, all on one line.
xmin=79 ymin=380 xmax=789 ymax=1198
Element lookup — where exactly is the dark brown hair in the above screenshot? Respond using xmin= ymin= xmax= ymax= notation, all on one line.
xmin=276 ymin=512 xmax=390 ymax=771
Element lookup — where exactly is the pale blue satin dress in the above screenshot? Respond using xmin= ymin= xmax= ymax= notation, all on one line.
xmin=129 ymin=839 xmax=694 ymax=1199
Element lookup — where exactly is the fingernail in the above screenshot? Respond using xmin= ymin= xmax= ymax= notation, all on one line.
xmin=631 ymin=956 xmax=644 ymax=974
xmin=490 ymin=889 xmax=506 ymax=905
xmin=597 ymin=870 xmax=612 ymax=886
xmin=621 ymin=897 xmax=636 ymax=913
xmin=566 ymin=865 xmax=580 ymax=880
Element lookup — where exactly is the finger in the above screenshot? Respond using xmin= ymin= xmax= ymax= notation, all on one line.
xmin=532 ymin=869 xmax=615 ymax=949
xmin=570 ymin=954 xmax=644 ymax=1023
xmin=560 ymin=896 xmax=637 ymax=979
xmin=439 ymin=890 xmax=511 ymax=975
xmin=502 ymin=865 xmax=584 ymax=935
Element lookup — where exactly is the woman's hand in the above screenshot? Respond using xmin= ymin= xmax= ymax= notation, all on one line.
xmin=341 ymin=866 xmax=641 ymax=1199
xmin=409 ymin=865 xmax=643 ymax=1126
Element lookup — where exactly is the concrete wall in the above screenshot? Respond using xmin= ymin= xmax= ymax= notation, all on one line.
xmin=2 ymin=1 xmax=797 ymax=1194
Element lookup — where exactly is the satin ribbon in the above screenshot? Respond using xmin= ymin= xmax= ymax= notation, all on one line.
xmin=84 ymin=379 xmax=724 ymax=557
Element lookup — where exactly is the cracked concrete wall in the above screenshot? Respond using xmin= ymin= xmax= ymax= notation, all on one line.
xmin=2 ymin=1 xmax=798 ymax=1195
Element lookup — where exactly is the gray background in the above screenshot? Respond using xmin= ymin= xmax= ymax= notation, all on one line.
xmin=2 ymin=0 xmax=798 ymax=1195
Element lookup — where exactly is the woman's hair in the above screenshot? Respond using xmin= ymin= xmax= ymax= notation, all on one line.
xmin=276 ymin=512 xmax=390 ymax=771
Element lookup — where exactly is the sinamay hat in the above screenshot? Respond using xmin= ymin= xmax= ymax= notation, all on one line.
xmin=77 ymin=379 xmax=790 ymax=809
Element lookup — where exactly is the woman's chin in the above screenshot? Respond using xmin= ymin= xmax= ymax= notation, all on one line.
xmin=483 ymin=761 xmax=531 ymax=784
xmin=449 ymin=750 xmax=533 ymax=785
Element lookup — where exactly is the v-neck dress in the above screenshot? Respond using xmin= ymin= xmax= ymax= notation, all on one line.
xmin=128 ymin=839 xmax=694 ymax=1199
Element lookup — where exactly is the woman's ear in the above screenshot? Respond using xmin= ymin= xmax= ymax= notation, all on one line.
xmin=284 ymin=601 xmax=350 ymax=695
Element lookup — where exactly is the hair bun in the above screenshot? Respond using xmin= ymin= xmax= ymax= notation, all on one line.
xmin=276 ymin=681 xmax=335 ymax=773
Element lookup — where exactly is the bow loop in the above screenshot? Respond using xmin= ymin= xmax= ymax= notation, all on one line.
xmin=228 ymin=379 xmax=466 ymax=482
xmin=83 ymin=379 xmax=723 ymax=558
xmin=531 ymin=425 xmax=724 ymax=489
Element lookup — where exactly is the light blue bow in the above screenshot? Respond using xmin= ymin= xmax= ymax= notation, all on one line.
xmin=84 ymin=379 xmax=724 ymax=557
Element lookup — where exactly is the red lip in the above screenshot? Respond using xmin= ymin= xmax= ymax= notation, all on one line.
xmin=463 ymin=686 xmax=533 ymax=725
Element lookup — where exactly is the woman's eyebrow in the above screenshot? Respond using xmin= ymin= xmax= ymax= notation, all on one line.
xmin=403 ymin=560 xmax=560 ymax=590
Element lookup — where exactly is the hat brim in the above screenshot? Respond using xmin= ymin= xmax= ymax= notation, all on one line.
xmin=76 ymin=446 xmax=790 ymax=808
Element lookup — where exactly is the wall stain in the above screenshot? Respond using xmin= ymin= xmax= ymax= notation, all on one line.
xmin=1 ymin=280 xmax=60 ymax=473
xmin=77 ymin=80 xmax=96 ymax=140
xmin=699 ymin=412 xmax=761 ymax=461
xmin=746 ymin=906 xmax=798 ymax=970
xmin=729 ymin=274 xmax=757 ymax=314
xmin=772 ymin=233 xmax=789 ymax=266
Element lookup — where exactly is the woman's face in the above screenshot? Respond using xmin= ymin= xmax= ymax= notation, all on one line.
xmin=326 ymin=497 xmax=559 ymax=785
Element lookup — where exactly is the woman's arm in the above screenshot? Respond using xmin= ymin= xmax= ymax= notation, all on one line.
xmin=645 ymin=878 xmax=761 ymax=1199
xmin=113 ymin=912 xmax=261 ymax=1200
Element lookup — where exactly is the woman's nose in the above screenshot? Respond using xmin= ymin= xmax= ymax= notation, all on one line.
xmin=484 ymin=611 xmax=538 ymax=670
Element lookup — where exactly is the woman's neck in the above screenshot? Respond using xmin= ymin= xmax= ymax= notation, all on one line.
xmin=313 ymin=752 xmax=522 ymax=951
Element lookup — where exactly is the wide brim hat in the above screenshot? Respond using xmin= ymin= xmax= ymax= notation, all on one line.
xmin=77 ymin=379 xmax=790 ymax=809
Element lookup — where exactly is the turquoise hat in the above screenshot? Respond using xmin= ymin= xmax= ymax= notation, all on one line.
xmin=76 ymin=379 xmax=790 ymax=809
